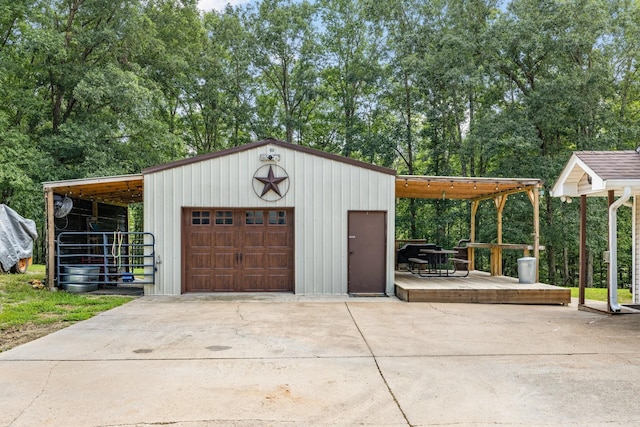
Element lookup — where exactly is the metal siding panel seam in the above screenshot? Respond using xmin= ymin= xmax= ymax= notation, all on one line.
xmin=169 ymin=169 xmax=181 ymax=294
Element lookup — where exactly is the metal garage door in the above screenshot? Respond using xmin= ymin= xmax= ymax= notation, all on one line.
xmin=182 ymin=208 xmax=294 ymax=292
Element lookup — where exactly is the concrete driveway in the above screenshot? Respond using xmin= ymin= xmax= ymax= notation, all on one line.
xmin=2 ymin=295 xmax=640 ymax=426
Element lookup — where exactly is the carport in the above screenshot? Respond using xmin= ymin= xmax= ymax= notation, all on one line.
xmin=43 ymin=174 xmax=146 ymax=290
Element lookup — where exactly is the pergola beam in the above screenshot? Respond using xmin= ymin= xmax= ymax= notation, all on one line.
xmin=396 ymin=175 xmax=542 ymax=202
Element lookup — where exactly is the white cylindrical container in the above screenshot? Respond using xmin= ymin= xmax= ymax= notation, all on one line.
xmin=517 ymin=257 xmax=537 ymax=284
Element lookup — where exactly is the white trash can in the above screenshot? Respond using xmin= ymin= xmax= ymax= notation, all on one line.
xmin=517 ymin=257 xmax=537 ymax=284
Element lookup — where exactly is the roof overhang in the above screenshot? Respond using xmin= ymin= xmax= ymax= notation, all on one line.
xmin=552 ymin=152 xmax=640 ymax=198
xmin=396 ymin=175 xmax=542 ymax=201
xmin=42 ymin=174 xmax=144 ymax=206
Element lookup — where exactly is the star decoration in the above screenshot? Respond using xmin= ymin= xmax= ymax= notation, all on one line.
xmin=255 ymin=165 xmax=288 ymax=197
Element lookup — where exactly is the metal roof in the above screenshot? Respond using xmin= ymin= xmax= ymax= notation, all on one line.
xmin=143 ymin=138 xmax=396 ymax=176
xmin=41 ymin=141 xmax=546 ymax=205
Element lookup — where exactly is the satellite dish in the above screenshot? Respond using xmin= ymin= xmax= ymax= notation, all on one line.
xmin=54 ymin=196 xmax=73 ymax=218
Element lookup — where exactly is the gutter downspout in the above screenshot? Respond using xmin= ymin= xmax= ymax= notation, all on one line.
xmin=609 ymin=186 xmax=632 ymax=313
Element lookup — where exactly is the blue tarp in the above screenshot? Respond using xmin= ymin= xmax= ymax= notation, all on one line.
xmin=0 ymin=204 xmax=38 ymax=271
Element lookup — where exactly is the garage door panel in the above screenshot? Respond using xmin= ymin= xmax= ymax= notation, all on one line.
xmin=242 ymin=252 xmax=266 ymax=269
xmin=213 ymin=252 xmax=235 ymax=269
xmin=212 ymin=274 xmax=235 ymax=291
xmin=244 ymin=230 xmax=265 ymax=248
xmin=213 ymin=230 xmax=236 ymax=247
xmin=268 ymin=252 xmax=293 ymax=269
xmin=188 ymin=275 xmax=214 ymax=292
xmin=240 ymin=273 xmax=267 ymax=291
xmin=190 ymin=252 xmax=212 ymax=269
xmin=268 ymin=273 xmax=292 ymax=291
xmin=190 ymin=231 xmax=211 ymax=247
xmin=265 ymin=230 xmax=290 ymax=247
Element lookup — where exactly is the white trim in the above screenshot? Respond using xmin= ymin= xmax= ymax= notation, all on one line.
xmin=552 ymin=154 xmax=640 ymax=197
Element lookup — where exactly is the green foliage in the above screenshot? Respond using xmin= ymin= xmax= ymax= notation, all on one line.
xmin=244 ymin=0 xmax=320 ymax=143
xmin=0 ymin=268 xmax=133 ymax=331
xmin=569 ymin=287 xmax=633 ymax=304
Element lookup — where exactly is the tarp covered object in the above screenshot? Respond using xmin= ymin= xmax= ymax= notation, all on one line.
xmin=0 ymin=204 xmax=38 ymax=271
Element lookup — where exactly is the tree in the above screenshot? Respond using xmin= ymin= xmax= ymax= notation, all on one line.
xmin=366 ymin=0 xmax=428 ymax=237
xmin=317 ymin=0 xmax=384 ymax=158
xmin=244 ymin=0 xmax=320 ymax=143
xmin=485 ymin=0 xmax=615 ymax=283
xmin=180 ymin=6 xmax=255 ymax=154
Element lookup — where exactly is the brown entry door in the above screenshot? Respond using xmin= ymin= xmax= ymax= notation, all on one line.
xmin=348 ymin=211 xmax=387 ymax=295
xmin=183 ymin=208 xmax=294 ymax=292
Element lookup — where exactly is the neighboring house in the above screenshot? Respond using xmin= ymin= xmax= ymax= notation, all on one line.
xmin=552 ymin=150 xmax=640 ymax=311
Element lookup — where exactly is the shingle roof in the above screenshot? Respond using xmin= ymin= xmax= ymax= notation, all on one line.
xmin=575 ymin=151 xmax=640 ymax=180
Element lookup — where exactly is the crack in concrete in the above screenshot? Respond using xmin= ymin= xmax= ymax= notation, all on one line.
xmin=232 ymin=303 xmax=272 ymax=348
xmin=235 ymin=303 xmax=246 ymax=322
xmin=344 ymin=302 xmax=412 ymax=427
xmin=426 ymin=303 xmax=477 ymax=319
xmin=7 ymin=360 xmax=60 ymax=427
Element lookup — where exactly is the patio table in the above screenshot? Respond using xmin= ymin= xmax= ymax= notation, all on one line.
xmin=417 ymin=248 xmax=457 ymax=277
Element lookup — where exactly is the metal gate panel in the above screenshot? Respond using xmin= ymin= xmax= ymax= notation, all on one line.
xmin=56 ymin=232 xmax=155 ymax=289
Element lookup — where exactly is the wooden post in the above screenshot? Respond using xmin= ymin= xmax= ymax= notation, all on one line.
xmin=92 ymin=200 xmax=98 ymax=222
xmin=45 ymin=188 xmax=56 ymax=290
xmin=579 ymin=194 xmax=587 ymax=305
xmin=469 ymin=200 xmax=479 ymax=271
xmin=494 ymin=195 xmax=507 ymax=275
xmin=531 ymin=185 xmax=540 ymax=282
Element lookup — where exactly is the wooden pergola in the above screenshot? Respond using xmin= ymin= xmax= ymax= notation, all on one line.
xmin=396 ymin=175 xmax=543 ymax=280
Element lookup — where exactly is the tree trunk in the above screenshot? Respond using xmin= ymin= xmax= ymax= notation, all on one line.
xmin=409 ymin=199 xmax=417 ymax=238
xmin=587 ymin=248 xmax=593 ymax=288
xmin=563 ymin=246 xmax=570 ymax=286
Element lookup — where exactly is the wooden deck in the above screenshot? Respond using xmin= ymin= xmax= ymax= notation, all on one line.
xmin=395 ymin=270 xmax=571 ymax=304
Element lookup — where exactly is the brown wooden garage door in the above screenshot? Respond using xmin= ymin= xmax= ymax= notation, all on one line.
xmin=182 ymin=208 xmax=294 ymax=292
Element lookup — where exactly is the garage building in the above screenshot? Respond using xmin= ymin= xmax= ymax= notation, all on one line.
xmin=137 ymin=139 xmax=396 ymax=295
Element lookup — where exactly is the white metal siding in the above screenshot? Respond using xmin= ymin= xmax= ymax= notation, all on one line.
xmin=577 ymin=173 xmax=591 ymax=194
xmin=144 ymin=144 xmax=395 ymax=295
xmin=634 ymin=196 xmax=639 ymax=303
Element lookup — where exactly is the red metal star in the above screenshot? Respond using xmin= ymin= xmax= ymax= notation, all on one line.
xmin=255 ymin=165 xmax=288 ymax=197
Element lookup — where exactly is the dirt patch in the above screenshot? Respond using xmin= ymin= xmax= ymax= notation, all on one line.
xmin=0 ymin=322 xmax=72 ymax=352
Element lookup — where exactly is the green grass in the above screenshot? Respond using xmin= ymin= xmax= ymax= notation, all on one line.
xmin=0 ymin=265 xmax=135 ymax=330
xmin=569 ymin=287 xmax=634 ymax=303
